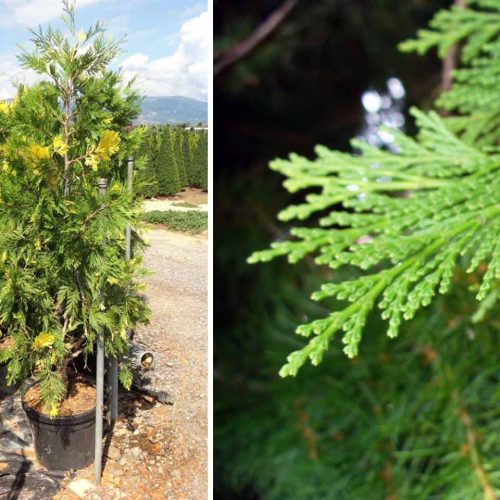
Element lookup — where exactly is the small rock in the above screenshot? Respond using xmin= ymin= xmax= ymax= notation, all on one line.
xmin=114 ymin=426 xmax=128 ymax=437
xmin=107 ymin=446 xmax=122 ymax=460
xmin=68 ymin=478 xmax=95 ymax=498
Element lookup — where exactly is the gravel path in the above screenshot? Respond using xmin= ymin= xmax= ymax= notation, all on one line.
xmin=56 ymin=228 xmax=208 ymax=499
xmin=134 ymin=229 xmax=208 ymax=498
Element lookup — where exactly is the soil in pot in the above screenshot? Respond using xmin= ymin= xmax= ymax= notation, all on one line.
xmin=24 ymin=380 xmax=96 ymax=417
xmin=0 ymin=336 xmax=20 ymax=398
xmin=22 ymin=378 xmax=97 ymax=471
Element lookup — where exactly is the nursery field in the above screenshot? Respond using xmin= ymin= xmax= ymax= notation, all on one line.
xmin=137 ymin=126 xmax=208 ymax=197
xmin=56 ymin=227 xmax=208 ymax=499
xmin=141 ymin=189 xmax=209 ymax=235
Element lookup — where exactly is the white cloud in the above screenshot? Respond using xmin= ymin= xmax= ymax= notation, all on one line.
xmin=120 ymin=11 xmax=209 ymax=101
xmin=0 ymin=54 xmax=40 ymax=100
xmin=0 ymin=0 xmax=105 ymax=28
xmin=181 ymin=2 xmax=206 ymax=20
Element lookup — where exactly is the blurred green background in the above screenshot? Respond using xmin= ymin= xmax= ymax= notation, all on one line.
xmin=214 ymin=1 xmax=500 ymax=498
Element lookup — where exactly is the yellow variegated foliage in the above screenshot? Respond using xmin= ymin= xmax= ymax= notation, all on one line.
xmin=33 ymin=332 xmax=56 ymax=350
xmin=46 ymin=402 xmax=58 ymax=418
xmin=53 ymin=135 xmax=68 ymax=156
xmin=85 ymin=154 xmax=99 ymax=171
xmin=0 ymin=142 xmax=17 ymax=161
xmin=0 ymin=101 xmax=11 ymax=114
xmin=27 ymin=144 xmax=50 ymax=161
xmin=96 ymin=130 xmax=120 ymax=161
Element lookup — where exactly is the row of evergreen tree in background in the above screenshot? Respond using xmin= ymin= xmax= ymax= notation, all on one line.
xmin=137 ymin=126 xmax=208 ymax=197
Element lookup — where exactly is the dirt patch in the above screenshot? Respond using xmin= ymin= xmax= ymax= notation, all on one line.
xmin=143 ymin=200 xmax=208 ymax=213
xmin=24 ymin=381 xmax=96 ymax=417
xmin=165 ymin=187 xmax=208 ymax=205
xmin=144 ymin=188 xmax=208 ymax=213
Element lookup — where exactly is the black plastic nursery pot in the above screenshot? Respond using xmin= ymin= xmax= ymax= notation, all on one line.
xmin=22 ymin=383 xmax=96 ymax=471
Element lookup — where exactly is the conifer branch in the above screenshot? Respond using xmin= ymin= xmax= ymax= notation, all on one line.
xmin=82 ymin=204 xmax=108 ymax=228
xmin=459 ymin=405 xmax=497 ymax=500
xmin=214 ymin=0 xmax=299 ymax=76
xmin=249 ymin=0 xmax=500 ymax=376
xmin=441 ymin=0 xmax=466 ymax=92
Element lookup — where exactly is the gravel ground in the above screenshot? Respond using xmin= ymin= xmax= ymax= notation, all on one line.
xmin=56 ymin=228 xmax=208 ymax=499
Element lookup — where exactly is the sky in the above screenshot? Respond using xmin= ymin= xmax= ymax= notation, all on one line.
xmin=0 ymin=0 xmax=209 ymax=101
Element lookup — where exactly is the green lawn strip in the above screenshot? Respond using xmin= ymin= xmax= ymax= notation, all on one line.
xmin=141 ymin=210 xmax=208 ymax=234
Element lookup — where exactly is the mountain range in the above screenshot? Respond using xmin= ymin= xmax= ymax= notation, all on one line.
xmin=2 ymin=95 xmax=208 ymax=126
xmin=134 ymin=96 xmax=208 ymax=125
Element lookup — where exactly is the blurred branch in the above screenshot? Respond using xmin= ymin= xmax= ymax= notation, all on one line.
xmin=214 ymin=0 xmax=298 ymax=77
xmin=441 ymin=0 xmax=466 ymax=92
xmin=459 ymin=405 xmax=496 ymax=500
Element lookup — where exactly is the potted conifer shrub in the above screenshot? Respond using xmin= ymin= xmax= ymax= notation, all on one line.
xmin=0 ymin=1 xmax=149 ymax=471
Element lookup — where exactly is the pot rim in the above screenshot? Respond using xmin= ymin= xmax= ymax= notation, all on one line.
xmin=22 ymin=380 xmax=96 ymax=425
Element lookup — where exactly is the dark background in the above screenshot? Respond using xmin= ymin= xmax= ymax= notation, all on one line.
xmin=214 ymin=1 xmax=449 ymax=497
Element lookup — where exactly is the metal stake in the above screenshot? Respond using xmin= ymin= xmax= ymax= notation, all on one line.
xmin=114 ymin=156 xmax=135 ymax=418
xmin=125 ymin=157 xmax=133 ymax=261
xmin=95 ymin=177 xmax=108 ymax=485
xmin=107 ymin=158 xmax=133 ymax=424
xmin=108 ymin=158 xmax=134 ymax=425
xmin=107 ymin=357 xmax=118 ymax=424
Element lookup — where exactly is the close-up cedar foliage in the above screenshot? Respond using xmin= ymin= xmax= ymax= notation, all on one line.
xmin=249 ymin=0 xmax=499 ymax=377
xmin=216 ymin=0 xmax=500 ymax=498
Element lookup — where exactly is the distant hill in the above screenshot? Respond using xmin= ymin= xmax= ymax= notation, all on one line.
xmin=1 ymin=95 xmax=207 ymax=126
xmin=135 ymin=96 xmax=207 ymax=125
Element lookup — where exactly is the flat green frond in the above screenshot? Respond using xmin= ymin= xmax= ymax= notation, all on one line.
xmin=250 ymin=109 xmax=500 ymax=376
xmin=400 ymin=1 xmax=500 ymax=62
